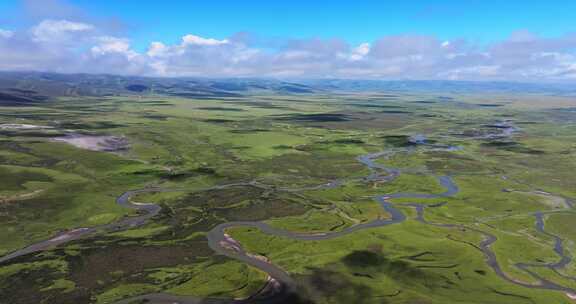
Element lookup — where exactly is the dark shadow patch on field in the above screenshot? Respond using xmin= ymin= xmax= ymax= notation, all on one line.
xmin=251 ymin=105 xmax=294 ymax=110
xmin=135 ymin=100 xmax=174 ymax=106
xmin=163 ymin=167 xmax=218 ymax=181
xmin=171 ymin=186 xmax=265 ymax=211
xmin=0 ymin=260 xmax=69 ymax=304
xmin=229 ymin=129 xmax=271 ymax=134
xmin=273 ymin=112 xmax=411 ymax=130
xmin=476 ymin=104 xmax=505 ymax=108
xmin=0 ymin=141 xmax=33 ymax=154
xmin=223 ymin=101 xmax=258 ymax=106
xmin=341 ymin=250 xmax=457 ymax=291
xmin=202 ymin=119 xmax=236 ymax=124
xmin=342 ymin=250 xmax=386 ymax=268
xmin=296 ymin=268 xmax=378 ymax=304
xmin=0 ymin=170 xmax=53 ymax=192
xmin=263 ymin=98 xmax=322 ymax=103
xmin=346 ymin=104 xmax=406 ymax=109
xmin=481 ymin=141 xmax=545 ymax=155
xmin=0 ymin=92 xmax=49 ymax=106
xmin=214 ymin=195 xmax=309 ymax=221
xmin=276 ymin=113 xmax=351 ymax=122
xmin=173 ymin=186 xmax=310 ymax=222
xmin=141 ymin=113 xmax=170 ymax=121
xmin=125 ymin=84 xmax=149 ymax=92
xmin=331 ymin=138 xmax=365 ymax=144
xmin=403 ymin=251 xmax=436 ymax=262
xmin=273 ymin=145 xmax=294 ymax=150
xmin=0 ymin=234 xmax=216 ymax=304
xmin=196 ymin=107 xmax=246 ymax=112
xmin=416 ymin=264 xmax=459 ymax=269
xmin=57 ymin=121 xmax=127 ymax=130
xmin=0 ymin=195 xmax=83 ymax=234
xmin=252 ymin=291 xmax=315 ymax=304
xmin=489 ymin=288 xmax=536 ymax=304
xmin=454 ymin=121 xmax=478 ymax=126
xmin=65 ymin=243 xmax=211 ymax=289
xmin=130 ymin=166 xmax=219 ymax=181
xmin=483 ymin=124 xmax=511 ymax=129
xmin=378 ymin=110 xmax=412 ymax=114
xmin=382 ymin=135 xmax=417 ymax=147
xmin=153 ymin=186 xmax=312 ymax=237
xmin=418 ymin=113 xmax=441 ymax=118
xmin=154 ymin=211 xmax=225 ymax=240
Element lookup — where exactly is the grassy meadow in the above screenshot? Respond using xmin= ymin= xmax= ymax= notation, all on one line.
xmin=0 ymin=89 xmax=575 ymax=303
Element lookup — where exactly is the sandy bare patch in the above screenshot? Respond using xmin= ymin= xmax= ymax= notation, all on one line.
xmin=52 ymin=134 xmax=128 ymax=152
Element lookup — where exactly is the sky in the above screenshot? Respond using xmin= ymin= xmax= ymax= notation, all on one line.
xmin=0 ymin=0 xmax=576 ymax=81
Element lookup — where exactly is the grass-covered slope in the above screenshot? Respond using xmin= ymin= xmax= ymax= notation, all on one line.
xmin=0 ymin=83 xmax=575 ymax=303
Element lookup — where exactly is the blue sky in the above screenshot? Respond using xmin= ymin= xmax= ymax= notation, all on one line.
xmin=0 ymin=0 xmax=575 ymax=81
xmin=2 ymin=0 xmax=576 ymax=49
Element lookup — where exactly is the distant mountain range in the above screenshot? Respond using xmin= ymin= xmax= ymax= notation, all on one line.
xmin=301 ymin=79 xmax=576 ymax=95
xmin=0 ymin=72 xmax=318 ymax=106
xmin=0 ymin=71 xmax=574 ymax=106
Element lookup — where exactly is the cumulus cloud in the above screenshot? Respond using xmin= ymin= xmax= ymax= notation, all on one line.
xmin=182 ymin=34 xmax=229 ymax=46
xmin=31 ymin=19 xmax=94 ymax=42
xmin=91 ymin=36 xmax=133 ymax=56
xmin=1 ymin=19 xmax=576 ymax=81
xmin=350 ymin=43 xmax=370 ymax=61
xmin=0 ymin=29 xmax=14 ymax=39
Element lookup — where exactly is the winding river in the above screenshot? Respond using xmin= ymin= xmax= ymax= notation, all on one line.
xmin=1 ymin=145 xmax=575 ymax=303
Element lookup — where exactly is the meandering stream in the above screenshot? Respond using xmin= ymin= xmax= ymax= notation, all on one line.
xmin=1 ymin=146 xmax=574 ymax=303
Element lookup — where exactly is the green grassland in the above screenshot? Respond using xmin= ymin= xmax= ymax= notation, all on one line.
xmin=0 ymin=89 xmax=575 ymax=304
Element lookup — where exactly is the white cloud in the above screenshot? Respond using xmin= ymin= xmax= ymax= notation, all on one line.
xmin=182 ymin=34 xmax=228 ymax=46
xmin=1 ymin=20 xmax=576 ymax=81
xmin=147 ymin=42 xmax=167 ymax=57
xmin=350 ymin=43 xmax=370 ymax=61
xmin=91 ymin=36 xmax=133 ymax=56
xmin=31 ymin=19 xmax=94 ymax=42
xmin=0 ymin=29 xmax=14 ymax=39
